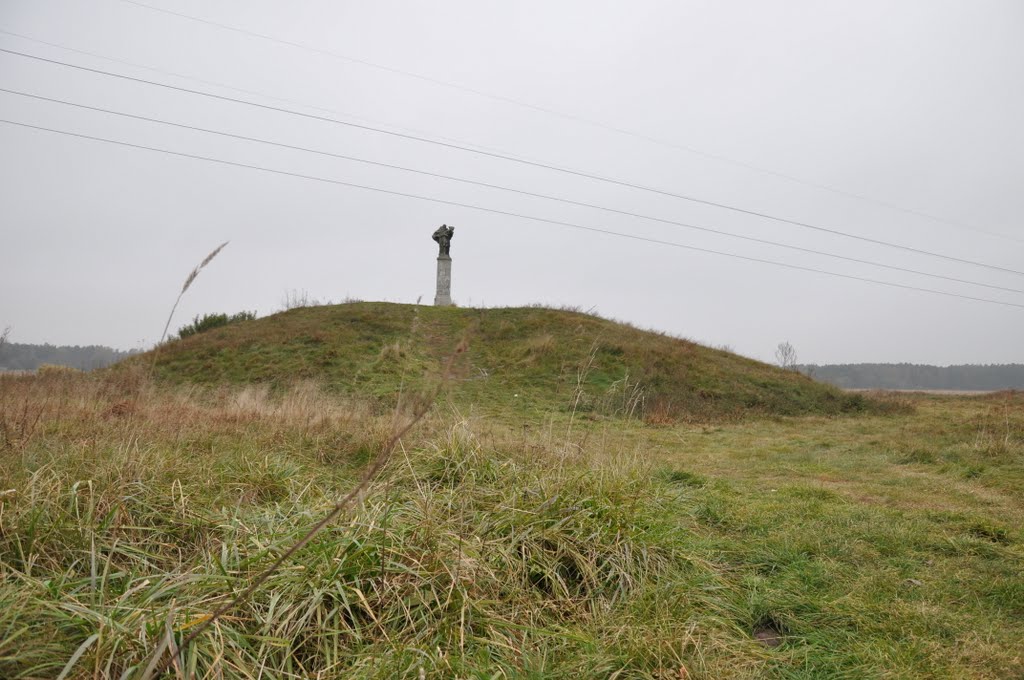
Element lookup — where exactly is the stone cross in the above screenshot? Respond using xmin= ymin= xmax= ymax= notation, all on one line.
xmin=431 ymin=224 xmax=454 ymax=306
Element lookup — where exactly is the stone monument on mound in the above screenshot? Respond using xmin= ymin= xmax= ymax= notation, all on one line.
xmin=432 ymin=224 xmax=454 ymax=306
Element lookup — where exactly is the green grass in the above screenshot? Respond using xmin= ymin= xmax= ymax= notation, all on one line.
xmin=1 ymin=365 xmax=1022 ymax=678
xmin=137 ymin=302 xmax=884 ymax=421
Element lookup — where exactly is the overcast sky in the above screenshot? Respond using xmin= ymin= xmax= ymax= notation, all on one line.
xmin=1 ymin=0 xmax=1022 ymax=365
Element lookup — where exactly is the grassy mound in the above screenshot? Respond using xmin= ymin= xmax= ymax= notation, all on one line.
xmin=142 ymin=302 xmax=876 ymax=421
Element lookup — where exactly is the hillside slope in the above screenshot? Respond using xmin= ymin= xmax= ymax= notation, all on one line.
xmin=144 ymin=302 xmax=875 ymax=420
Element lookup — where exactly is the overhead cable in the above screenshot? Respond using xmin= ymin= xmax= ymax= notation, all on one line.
xmin=2 ymin=46 xmax=1021 ymax=278
xmin=3 ymin=116 xmax=1022 ymax=310
xmin=116 ymin=0 xmax=1021 ymax=244
xmin=3 ymin=84 xmax=1022 ymax=297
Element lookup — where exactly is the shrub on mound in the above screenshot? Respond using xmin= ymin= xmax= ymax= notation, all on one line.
xmin=177 ymin=311 xmax=256 ymax=339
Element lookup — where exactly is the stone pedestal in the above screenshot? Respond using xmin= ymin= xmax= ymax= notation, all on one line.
xmin=434 ymin=255 xmax=452 ymax=306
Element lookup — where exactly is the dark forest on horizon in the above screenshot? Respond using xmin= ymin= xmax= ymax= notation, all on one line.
xmin=803 ymin=363 xmax=1024 ymax=390
xmin=0 ymin=342 xmax=139 ymax=372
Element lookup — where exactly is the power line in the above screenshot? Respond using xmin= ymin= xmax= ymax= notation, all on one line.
xmin=2 ymin=46 xmax=1022 ymax=280
xmin=15 ymin=26 xmax=1014 ymax=272
xmin=117 ymin=0 xmax=1022 ymax=245
xmin=0 ymin=28 xmax=528 ymax=163
xmin=3 ymin=116 xmax=1022 ymax=311
xmin=5 ymin=84 xmax=1023 ymax=298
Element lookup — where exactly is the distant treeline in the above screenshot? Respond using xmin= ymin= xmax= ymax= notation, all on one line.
xmin=0 ymin=343 xmax=138 ymax=372
xmin=803 ymin=363 xmax=1024 ymax=390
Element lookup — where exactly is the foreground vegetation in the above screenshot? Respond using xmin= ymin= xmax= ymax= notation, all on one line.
xmin=1 ymin=364 xmax=1022 ymax=678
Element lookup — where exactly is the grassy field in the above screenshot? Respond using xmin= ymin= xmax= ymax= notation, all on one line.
xmin=1 ymin=359 xmax=1022 ymax=678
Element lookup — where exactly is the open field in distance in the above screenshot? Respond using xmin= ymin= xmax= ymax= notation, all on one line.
xmin=846 ymin=389 xmax=1002 ymax=396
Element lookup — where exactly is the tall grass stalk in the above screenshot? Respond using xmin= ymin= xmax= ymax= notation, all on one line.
xmin=145 ymin=339 xmax=467 ymax=677
xmin=158 ymin=242 xmax=228 ymax=345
